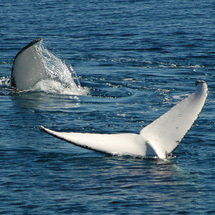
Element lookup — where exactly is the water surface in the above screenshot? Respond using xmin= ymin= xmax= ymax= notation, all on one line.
xmin=0 ymin=0 xmax=215 ymax=214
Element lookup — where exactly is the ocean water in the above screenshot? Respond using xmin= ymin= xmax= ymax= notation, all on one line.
xmin=0 ymin=0 xmax=215 ymax=214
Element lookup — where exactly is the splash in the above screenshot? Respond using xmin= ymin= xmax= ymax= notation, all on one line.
xmin=0 ymin=76 xmax=12 ymax=95
xmin=0 ymin=76 xmax=10 ymax=87
xmin=29 ymin=42 xmax=88 ymax=95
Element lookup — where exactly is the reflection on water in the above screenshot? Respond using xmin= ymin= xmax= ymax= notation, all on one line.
xmin=11 ymin=92 xmax=81 ymax=110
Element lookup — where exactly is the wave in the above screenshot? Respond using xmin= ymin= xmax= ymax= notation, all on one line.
xmin=92 ymin=56 xmax=203 ymax=70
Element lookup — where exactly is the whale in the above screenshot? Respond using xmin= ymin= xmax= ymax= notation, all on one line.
xmin=11 ymin=38 xmax=46 ymax=90
xmin=40 ymin=80 xmax=208 ymax=159
xmin=11 ymin=38 xmax=87 ymax=95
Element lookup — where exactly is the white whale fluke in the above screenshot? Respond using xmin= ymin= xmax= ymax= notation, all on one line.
xmin=11 ymin=38 xmax=46 ymax=90
xmin=40 ymin=80 xmax=208 ymax=159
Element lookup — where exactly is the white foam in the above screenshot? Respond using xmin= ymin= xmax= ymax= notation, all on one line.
xmin=32 ymin=79 xmax=87 ymax=95
xmin=0 ymin=76 xmax=10 ymax=87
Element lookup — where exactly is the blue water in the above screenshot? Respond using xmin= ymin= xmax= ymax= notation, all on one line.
xmin=1 ymin=0 xmax=215 ymax=214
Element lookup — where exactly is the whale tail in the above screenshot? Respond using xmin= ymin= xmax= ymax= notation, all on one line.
xmin=11 ymin=38 xmax=46 ymax=90
xmin=140 ymin=80 xmax=208 ymax=159
xmin=40 ymin=81 xmax=208 ymax=159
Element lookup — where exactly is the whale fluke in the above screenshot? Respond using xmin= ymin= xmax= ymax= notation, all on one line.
xmin=11 ymin=38 xmax=46 ymax=90
xmin=40 ymin=81 xmax=208 ymax=159
xmin=140 ymin=80 xmax=208 ymax=158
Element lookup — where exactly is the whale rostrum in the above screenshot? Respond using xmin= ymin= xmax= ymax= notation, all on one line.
xmin=40 ymin=81 xmax=208 ymax=159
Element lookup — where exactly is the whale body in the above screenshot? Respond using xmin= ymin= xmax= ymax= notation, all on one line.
xmin=40 ymin=80 xmax=208 ymax=159
xmin=11 ymin=38 xmax=47 ymax=90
